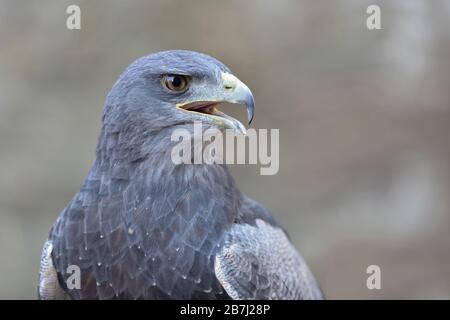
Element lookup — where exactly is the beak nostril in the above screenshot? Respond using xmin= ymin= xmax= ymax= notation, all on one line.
xmin=224 ymin=84 xmax=234 ymax=90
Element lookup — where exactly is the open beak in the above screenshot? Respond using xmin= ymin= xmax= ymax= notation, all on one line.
xmin=176 ymin=72 xmax=255 ymax=134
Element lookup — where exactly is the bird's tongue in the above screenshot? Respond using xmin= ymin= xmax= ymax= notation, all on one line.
xmin=182 ymin=102 xmax=247 ymax=134
xmin=191 ymin=104 xmax=216 ymax=114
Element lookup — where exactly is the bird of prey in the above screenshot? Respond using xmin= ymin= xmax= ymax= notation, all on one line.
xmin=38 ymin=50 xmax=323 ymax=300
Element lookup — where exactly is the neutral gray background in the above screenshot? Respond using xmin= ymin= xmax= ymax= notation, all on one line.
xmin=1 ymin=0 xmax=449 ymax=299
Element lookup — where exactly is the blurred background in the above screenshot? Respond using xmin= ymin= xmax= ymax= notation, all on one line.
xmin=1 ymin=0 xmax=450 ymax=299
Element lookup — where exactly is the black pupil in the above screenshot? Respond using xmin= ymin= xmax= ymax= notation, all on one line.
xmin=171 ymin=76 xmax=182 ymax=88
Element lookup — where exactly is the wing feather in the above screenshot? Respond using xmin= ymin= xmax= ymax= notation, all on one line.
xmin=215 ymin=219 xmax=323 ymax=300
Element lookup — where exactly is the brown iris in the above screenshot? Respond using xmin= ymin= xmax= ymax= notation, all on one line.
xmin=162 ymin=74 xmax=190 ymax=93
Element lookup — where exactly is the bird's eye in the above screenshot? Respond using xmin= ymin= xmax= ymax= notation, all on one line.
xmin=162 ymin=75 xmax=190 ymax=93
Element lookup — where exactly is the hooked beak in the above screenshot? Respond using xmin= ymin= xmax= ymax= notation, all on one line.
xmin=221 ymin=73 xmax=255 ymax=124
xmin=176 ymin=72 xmax=255 ymax=134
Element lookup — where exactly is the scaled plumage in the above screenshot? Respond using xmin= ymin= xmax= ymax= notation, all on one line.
xmin=38 ymin=50 xmax=323 ymax=300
